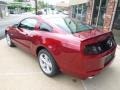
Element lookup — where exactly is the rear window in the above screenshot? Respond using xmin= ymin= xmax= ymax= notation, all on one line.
xmin=45 ymin=17 xmax=94 ymax=33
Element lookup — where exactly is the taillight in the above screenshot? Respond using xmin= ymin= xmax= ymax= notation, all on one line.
xmin=85 ymin=45 xmax=100 ymax=55
xmin=84 ymin=37 xmax=115 ymax=55
xmin=106 ymin=37 xmax=115 ymax=48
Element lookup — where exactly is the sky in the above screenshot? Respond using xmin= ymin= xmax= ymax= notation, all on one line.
xmin=0 ymin=0 xmax=69 ymax=5
xmin=41 ymin=0 xmax=69 ymax=5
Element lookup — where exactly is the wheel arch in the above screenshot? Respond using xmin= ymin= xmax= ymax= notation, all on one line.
xmin=36 ymin=45 xmax=60 ymax=70
xmin=36 ymin=45 xmax=54 ymax=57
xmin=36 ymin=46 xmax=46 ymax=56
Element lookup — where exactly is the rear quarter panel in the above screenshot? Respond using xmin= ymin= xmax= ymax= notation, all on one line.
xmin=31 ymin=31 xmax=82 ymax=72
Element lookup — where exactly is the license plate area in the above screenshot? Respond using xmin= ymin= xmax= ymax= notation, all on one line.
xmin=105 ymin=54 xmax=114 ymax=65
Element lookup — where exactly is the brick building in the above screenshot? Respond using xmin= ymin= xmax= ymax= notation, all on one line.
xmin=70 ymin=0 xmax=120 ymax=31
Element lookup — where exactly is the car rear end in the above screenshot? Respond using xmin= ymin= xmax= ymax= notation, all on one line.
xmin=78 ymin=31 xmax=116 ymax=79
xmin=41 ymin=17 xmax=116 ymax=79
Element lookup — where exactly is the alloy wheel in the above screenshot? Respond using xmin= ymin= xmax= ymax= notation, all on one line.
xmin=39 ymin=53 xmax=53 ymax=74
xmin=6 ymin=34 xmax=11 ymax=46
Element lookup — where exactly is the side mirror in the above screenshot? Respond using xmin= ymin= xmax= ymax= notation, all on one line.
xmin=13 ymin=23 xmax=23 ymax=32
xmin=18 ymin=23 xmax=24 ymax=29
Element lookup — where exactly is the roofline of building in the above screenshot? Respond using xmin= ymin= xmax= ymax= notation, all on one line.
xmin=69 ymin=0 xmax=89 ymax=5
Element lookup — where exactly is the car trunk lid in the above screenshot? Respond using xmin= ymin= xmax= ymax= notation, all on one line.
xmin=73 ymin=29 xmax=115 ymax=55
xmin=73 ymin=29 xmax=108 ymax=41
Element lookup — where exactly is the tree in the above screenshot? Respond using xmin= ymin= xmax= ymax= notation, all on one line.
xmin=14 ymin=0 xmax=23 ymax=2
xmin=35 ymin=0 xmax=38 ymax=15
xmin=8 ymin=2 xmax=32 ymax=13
xmin=38 ymin=1 xmax=47 ymax=9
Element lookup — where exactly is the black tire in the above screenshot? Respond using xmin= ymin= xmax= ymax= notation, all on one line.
xmin=6 ymin=33 xmax=15 ymax=47
xmin=38 ymin=49 xmax=59 ymax=77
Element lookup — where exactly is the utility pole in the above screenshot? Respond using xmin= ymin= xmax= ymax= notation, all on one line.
xmin=35 ymin=0 xmax=38 ymax=15
xmin=44 ymin=0 xmax=48 ymax=15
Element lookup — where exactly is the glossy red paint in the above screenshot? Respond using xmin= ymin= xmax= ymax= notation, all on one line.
xmin=5 ymin=16 xmax=117 ymax=79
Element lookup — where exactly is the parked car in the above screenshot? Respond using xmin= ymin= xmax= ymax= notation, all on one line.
xmin=62 ymin=10 xmax=69 ymax=15
xmin=5 ymin=16 xmax=116 ymax=79
xmin=9 ymin=10 xmax=14 ymax=14
xmin=37 ymin=10 xmax=43 ymax=15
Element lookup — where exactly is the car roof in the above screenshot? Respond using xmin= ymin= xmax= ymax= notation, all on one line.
xmin=40 ymin=14 xmax=67 ymax=21
xmin=41 ymin=14 xmax=67 ymax=18
xmin=38 ymin=15 xmax=69 ymax=33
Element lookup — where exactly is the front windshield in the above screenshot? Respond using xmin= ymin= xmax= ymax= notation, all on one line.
xmin=47 ymin=17 xmax=94 ymax=33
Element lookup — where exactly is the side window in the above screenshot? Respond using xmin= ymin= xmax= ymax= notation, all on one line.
xmin=40 ymin=23 xmax=52 ymax=32
xmin=20 ymin=18 xmax=38 ymax=30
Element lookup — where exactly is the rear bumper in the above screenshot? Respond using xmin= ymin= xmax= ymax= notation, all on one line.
xmin=81 ymin=56 xmax=114 ymax=79
xmin=80 ymin=47 xmax=116 ymax=79
xmin=67 ymin=47 xmax=116 ymax=80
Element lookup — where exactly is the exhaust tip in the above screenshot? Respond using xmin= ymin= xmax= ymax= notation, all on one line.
xmin=88 ymin=77 xmax=94 ymax=79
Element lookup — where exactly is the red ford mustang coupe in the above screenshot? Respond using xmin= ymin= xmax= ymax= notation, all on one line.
xmin=5 ymin=16 xmax=116 ymax=79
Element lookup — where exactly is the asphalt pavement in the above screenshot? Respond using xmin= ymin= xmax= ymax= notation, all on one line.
xmin=0 ymin=13 xmax=35 ymax=39
xmin=0 ymin=14 xmax=23 ymax=39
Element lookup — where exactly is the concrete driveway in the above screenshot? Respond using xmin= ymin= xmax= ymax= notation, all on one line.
xmin=0 ymin=39 xmax=84 ymax=90
xmin=0 ymin=38 xmax=120 ymax=90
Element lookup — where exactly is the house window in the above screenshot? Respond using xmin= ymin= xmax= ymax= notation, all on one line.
xmin=113 ymin=0 xmax=120 ymax=30
xmin=72 ymin=5 xmax=77 ymax=18
xmin=72 ymin=3 xmax=87 ymax=22
xmin=92 ymin=0 xmax=108 ymax=28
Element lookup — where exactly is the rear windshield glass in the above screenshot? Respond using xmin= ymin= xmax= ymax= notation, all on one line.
xmin=46 ymin=17 xmax=94 ymax=33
